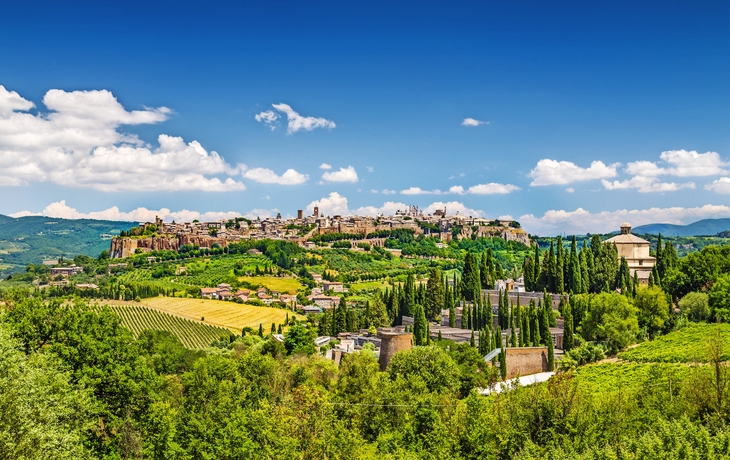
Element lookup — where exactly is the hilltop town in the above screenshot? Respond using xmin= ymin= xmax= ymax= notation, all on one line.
xmin=110 ymin=205 xmax=530 ymax=258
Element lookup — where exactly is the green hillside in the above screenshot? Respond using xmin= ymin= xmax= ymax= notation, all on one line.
xmin=0 ymin=214 xmax=134 ymax=277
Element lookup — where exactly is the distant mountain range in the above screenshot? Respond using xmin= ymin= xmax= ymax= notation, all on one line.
xmin=633 ymin=218 xmax=730 ymax=237
xmin=0 ymin=214 xmax=135 ymax=276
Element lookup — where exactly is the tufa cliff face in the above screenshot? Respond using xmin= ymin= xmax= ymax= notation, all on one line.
xmin=110 ymin=235 xmax=230 ymax=259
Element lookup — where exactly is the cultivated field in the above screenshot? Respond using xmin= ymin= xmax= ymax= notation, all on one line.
xmin=108 ymin=297 xmax=301 ymax=332
xmin=106 ymin=303 xmax=230 ymax=349
xmin=238 ymin=276 xmax=303 ymax=294
xmin=574 ymin=362 xmax=690 ymax=395
xmin=618 ymin=323 xmax=730 ymax=363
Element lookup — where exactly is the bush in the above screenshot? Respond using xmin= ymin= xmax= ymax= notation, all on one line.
xmin=678 ymin=292 xmax=710 ymax=321
xmin=559 ymin=342 xmax=606 ymax=370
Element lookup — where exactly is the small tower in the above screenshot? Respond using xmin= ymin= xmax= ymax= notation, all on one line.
xmin=620 ymin=222 xmax=632 ymax=234
xmin=378 ymin=331 xmax=413 ymax=371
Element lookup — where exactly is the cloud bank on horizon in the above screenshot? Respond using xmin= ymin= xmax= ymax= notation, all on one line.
xmin=11 ymin=196 xmax=730 ymax=237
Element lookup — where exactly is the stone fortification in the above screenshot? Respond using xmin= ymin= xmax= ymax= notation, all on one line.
xmin=378 ymin=331 xmax=413 ymax=371
xmin=110 ymin=235 xmax=229 ymax=259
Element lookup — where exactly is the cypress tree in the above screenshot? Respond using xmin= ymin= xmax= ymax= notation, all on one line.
xmin=632 ymin=270 xmax=639 ymax=297
xmin=521 ymin=311 xmax=529 ymax=346
xmin=258 ymin=323 xmax=264 ymax=337
xmin=277 ymin=324 xmax=282 ymax=334
xmin=523 ymin=256 xmax=535 ymax=292
xmin=510 ymin=313 xmax=517 ymax=347
xmin=533 ymin=243 xmax=541 ymax=291
xmin=569 ymin=236 xmax=580 ymax=294
xmin=563 ymin=297 xmax=574 ymax=352
xmin=547 ymin=333 xmax=555 ymax=371
xmin=556 ymin=236 xmax=565 ymax=293
xmin=470 ymin=328 xmax=475 ymax=347
xmin=413 ymin=304 xmax=427 ymax=346
xmin=499 ymin=348 xmax=507 ymax=380
xmin=426 ymin=322 xmax=431 ymax=345
xmin=494 ymin=260 xmax=504 ymax=281
xmin=480 ymin=251 xmax=490 ymax=290
xmin=547 ymin=241 xmax=557 ymax=293
xmin=426 ymin=267 xmax=444 ymax=321
xmin=271 ymin=323 xmax=276 ymax=333
xmin=404 ymin=274 xmax=416 ymax=317
xmin=437 ymin=330 xmax=443 ymax=341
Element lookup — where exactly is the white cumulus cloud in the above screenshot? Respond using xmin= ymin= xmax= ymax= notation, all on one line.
xmin=405 ymin=183 xmax=519 ymax=195
xmin=705 ymin=177 xmax=730 ymax=194
xmin=0 ymin=85 xmax=255 ymax=192
xmin=529 ymin=159 xmax=620 ymax=186
xmin=461 ymin=118 xmax=489 ymax=127
xmin=319 ymin=163 xmax=332 ymax=170
xmin=322 ymin=165 xmax=358 ymax=183
xmin=307 ymin=192 xmax=351 ymax=216
xmin=602 ymin=176 xmax=695 ymax=193
xmin=463 ymin=183 xmax=520 ymax=195
xmin=242 ymin=167 xmax=309 ymax=185
xmin=401 ymin=187 xmax=442 ymax=195
xmin=256 ymin=103 xmax=336 ymax=134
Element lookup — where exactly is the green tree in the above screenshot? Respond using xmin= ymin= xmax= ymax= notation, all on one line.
xmin=555 ymin=236 xmax=564 ymax=293
xmin=413 ymin=304 xmax=428 ymax=346
xmin=284 ymin=324 xmax=316 ymax=355
xmin=386 ymin=346 xmax=460 ymax=394
xmin=582 ymin=292 xmax=639 ymax=353
xmin=461 ymin=253 xmax=481 ymax=301
xmin=368 ymin=292 xmax=391 ymax=328
xmin=547 ymin=332 xmax=554 ymax=371
xmin=0 ymin=320 xmax=95 ymax=460
xmin=563 ymin=296 xmax=574 ymax=352
xmin=634 ymin=286 xmax=669 ymax=337
xmin=425 ymin=268 xmax=445 ymax=321
xmin=678 ymin=292 xmax=711 ymax=322
xmin=709 ymin=273 xmax=730 ymax=322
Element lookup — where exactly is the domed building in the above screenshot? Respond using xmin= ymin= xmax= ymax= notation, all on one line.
xmin=604 ymin=222 xmax=655 ymax=285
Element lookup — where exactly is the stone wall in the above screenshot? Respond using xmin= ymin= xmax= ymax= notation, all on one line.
xmin=505 ymin=347 xmax=548 ymax=379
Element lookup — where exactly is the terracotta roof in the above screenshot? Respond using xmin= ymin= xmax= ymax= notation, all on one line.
xmin=605 ymin=233 xmax=650 ymax=244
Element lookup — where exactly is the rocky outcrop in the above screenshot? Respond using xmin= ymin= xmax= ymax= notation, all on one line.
xmin=110 ymin=235 xmax=230 ymax=259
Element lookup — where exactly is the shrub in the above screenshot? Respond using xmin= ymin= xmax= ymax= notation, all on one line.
xmin=678 ymin=292 xmax=710 ymax=322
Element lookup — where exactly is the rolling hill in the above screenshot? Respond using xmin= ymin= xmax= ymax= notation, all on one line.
xmin=633 ymin=218 xmax=730 ymax=237
xmin=0 ymin=214 xmax=134 ymax=277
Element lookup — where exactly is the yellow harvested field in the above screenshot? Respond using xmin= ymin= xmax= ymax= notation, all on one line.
xmin=238 ymin=276 xmax=303 ymax=294
xmin=103 ymin=297 xmax=301 ymax=332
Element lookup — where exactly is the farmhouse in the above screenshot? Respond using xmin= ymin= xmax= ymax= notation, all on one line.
xmin=309 ymin=295 xmax=341 ymax=309
xmin=322 ymin=281 xmax=345 ymax=292
xmin=50 ymin=265 xmax=84 ymax=278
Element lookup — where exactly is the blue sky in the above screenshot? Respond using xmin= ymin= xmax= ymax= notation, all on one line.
xmin=1 ymin=1 xmax=729 ymax=234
